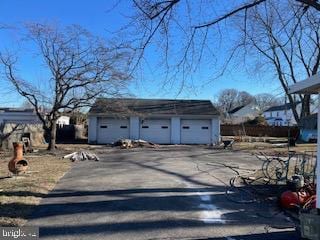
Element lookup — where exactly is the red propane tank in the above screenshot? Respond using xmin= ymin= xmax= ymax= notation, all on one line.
xmin=280 ymin=191 xmax=300 ymax=209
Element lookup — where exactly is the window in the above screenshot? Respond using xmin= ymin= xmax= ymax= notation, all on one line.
xmin=100 ymin=126 xmax=107 ymax=128
xmin=277 ymin=112 xmax=279 ymax=117
xmin=161 ymin=126 xmax=168 ymax=129
xmin=182 ymin=126 xmax=190 ymax=129
xmin=120 ymin=126 xmax=127 ymax=129
xmin=201 ymin=126 xmax=209 ymax=129
xmin=142 ymin=126 xmax=149 ymax=128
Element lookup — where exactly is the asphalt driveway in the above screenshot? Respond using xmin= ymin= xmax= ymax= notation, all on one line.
xmin=28 ymin=146 xmax=299 ymax=240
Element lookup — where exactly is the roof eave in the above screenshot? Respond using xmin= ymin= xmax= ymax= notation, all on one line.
xmin=288 ymin=74 xmax=320 ymax=94
xmin=88 ymin=112 xmax=219 ymax=117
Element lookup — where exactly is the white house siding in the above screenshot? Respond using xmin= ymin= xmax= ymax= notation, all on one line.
xmin=89 ymin=116 xmax=220 ymax=145
xmin=56 ymin=116 xmax=70 ymax=126
xmin=263 ymin=109 xmax=296 ymax=126
xmin=262 ymin=103 xmax=319 ymax=126
xmin=129 ymin=116 xmax=140 ymax=139
xmin=171 ymin=117 xmax=181 ymax=144
xmin=211 ymin=117 xmax=220 ymax=144
xmin=88 ymin=116 xmax=98 ymax=143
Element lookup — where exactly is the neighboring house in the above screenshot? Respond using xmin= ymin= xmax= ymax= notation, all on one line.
xmin=0 ymin=108 xmax=40 ymax=124
xmin=299 ymin=113 xmax=317 ymax=142
xmin=263 ymin=101 xmax=318 ymax=126
xmin=263 ymin=103 xmax=300 ymax=126
xmin=228 ymin=103 xmax=261 ymax=124
xmin=88 ymin=98 xmax=220 ymax=144
xmin=0 ymin=108 xmax=44 ymax=149
xmin=0 ymin=108 xmax=70 ymax=126
xmin=56 ymin=116 xmax=70 ymax=127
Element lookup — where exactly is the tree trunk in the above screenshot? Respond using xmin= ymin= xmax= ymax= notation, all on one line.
xmin=300 ymin=94 xmax=311 ymax=119
xmin=286 ymin=92 xmax=301 ymax=124
xmin=47 ymin=120 xmax=57 ymax=151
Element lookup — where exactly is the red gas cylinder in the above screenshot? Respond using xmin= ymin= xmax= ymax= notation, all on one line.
xmin=280 ymin=191 xmax=300 ymax=209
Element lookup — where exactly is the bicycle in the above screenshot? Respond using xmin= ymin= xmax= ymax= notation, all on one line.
xmin=257 ymin=151 xmax=317 ymax=184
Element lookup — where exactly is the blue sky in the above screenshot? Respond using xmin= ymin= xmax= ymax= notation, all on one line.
xmin=0 ymin=0 xmax=284 ymax=107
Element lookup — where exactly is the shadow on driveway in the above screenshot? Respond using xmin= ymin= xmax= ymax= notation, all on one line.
xmin=38 ymin=221 xmax=299 ymax=239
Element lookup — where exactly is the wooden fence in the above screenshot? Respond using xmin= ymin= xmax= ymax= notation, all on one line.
xmin=221 ymin=124 xmax=300 ymax=138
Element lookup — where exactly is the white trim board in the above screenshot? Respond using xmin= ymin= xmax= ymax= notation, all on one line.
xmin=288 ymin=74 xmax=320 ymax=94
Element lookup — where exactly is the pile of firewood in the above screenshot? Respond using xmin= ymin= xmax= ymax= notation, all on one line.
xmin=63 ymin=151 xmax=100 ymax=162
xmin=113 ymin=139 xmax=158 ymax=149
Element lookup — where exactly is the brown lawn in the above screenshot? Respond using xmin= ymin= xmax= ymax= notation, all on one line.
xmin=0 ymin=150 xmax=71 ymax=226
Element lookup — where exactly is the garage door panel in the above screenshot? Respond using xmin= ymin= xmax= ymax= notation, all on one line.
xmin=181 ymin=119 xmax=211 ymax=144
xmin=98 ymin=118 xmax=129 ymax=143
xmin=140 ymin=119 xmax=171 ymax=144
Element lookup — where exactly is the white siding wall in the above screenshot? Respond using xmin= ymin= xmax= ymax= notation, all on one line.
xmin=130 ymin=116 xmax=140 ymax=139
xmin=89 ymin=115 xmax=220 ymax=145
xmin=264 ymin=109 xmax=296 ymax=126
xmin=211 ymin=117 xmax=220 ymax=144
xmin=56 ymin=116 xmax=70 ymax=126
xmin=88 ymin=116 xmax=98 ymax=143
xmin=171 ymin=117 xmax=181 ymax=144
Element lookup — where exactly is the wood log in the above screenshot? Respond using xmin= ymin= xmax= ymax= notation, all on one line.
xmin=65 ymin=151 xmax=99 ymax=162
xmin=63 ymin=152 xmax=77 ymax=159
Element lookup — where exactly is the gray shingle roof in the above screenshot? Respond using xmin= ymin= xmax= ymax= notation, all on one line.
xmin=0 ymin=108 xmax=34 ymax=113
xmin=228 ymin=105 xmax=245 ymax=114
xmin=264 ymin=102 xmax=300 ymax=112
xmin=89 ymin=98 xmax=219 ymax=116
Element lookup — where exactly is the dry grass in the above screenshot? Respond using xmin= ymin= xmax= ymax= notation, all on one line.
xmin=233 ymin=141 xmax=317 ymax=155
xmin=0 ymin=150 xmax=71 ymax=226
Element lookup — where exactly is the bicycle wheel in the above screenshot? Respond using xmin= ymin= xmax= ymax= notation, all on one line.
xmin=265 ymin=159 xmax=286 ymax=181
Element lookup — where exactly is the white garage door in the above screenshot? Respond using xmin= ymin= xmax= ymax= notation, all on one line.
xmin=181 ymin=119 xmax=211 ymax=144
xmin=140 ymin=119 xmax=171 ymax=144
xmin=97 ymin=118 xmax=129 ymax=144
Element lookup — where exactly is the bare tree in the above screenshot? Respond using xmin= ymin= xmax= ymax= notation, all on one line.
xmin=237 ymin=91 xmax=255 ymax=107
xmin=216 ymin=89 xmax=239 ymax=115
xmin=126 ymin=0 xmax=320 ymax=122
xmin=20 ymin=100 xmax=34 ymax=109
xmin=239 ymin=2 xmax=320 ymax=122
xmin=215 ymin=89 xmax=254 ymax=116
xmin=254 ymin=93 xmax=282 ymax=111
xmin=1 ymin=23 xmax=131 ymax=151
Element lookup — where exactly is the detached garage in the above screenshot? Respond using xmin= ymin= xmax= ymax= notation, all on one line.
xmin=181 ymin=119 xmax=211 ymax=144
xmin=140 ymin=119 xmax=171 ymax=144
xmin=97 ymin=118 xmax=130 ymax=144
xmin=88 ymin=98 xmax=220 ymax=145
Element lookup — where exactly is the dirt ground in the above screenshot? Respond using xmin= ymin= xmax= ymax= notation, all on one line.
xmin=0 ymin=150 xmax=71 ymax=226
